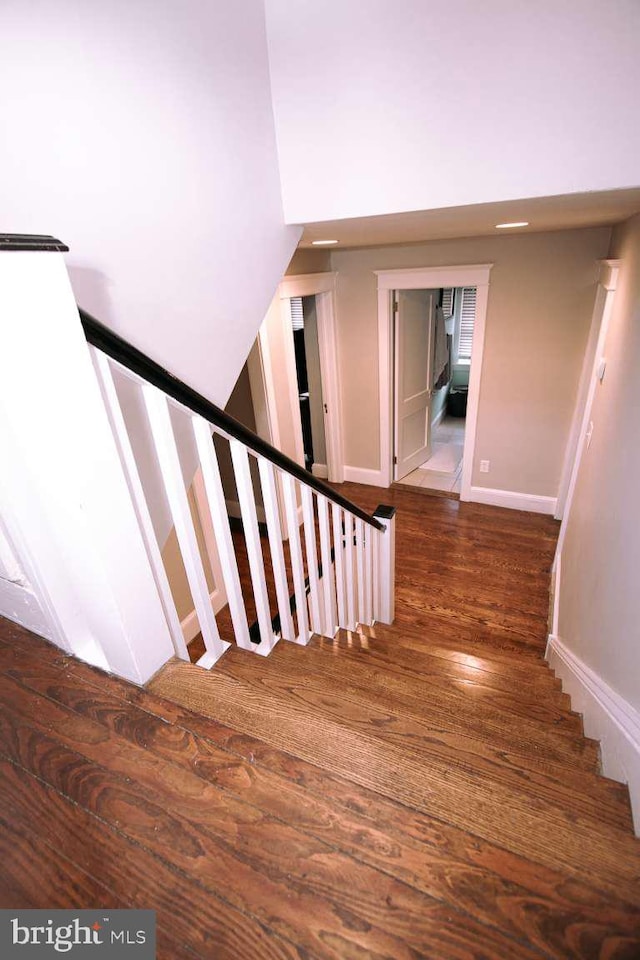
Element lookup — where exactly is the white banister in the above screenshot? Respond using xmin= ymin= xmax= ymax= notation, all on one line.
xmin=318 ymin=495 xmax=337 ymax=638
xmin=143 ymin=384 xmax=230 ymax=667
xmin=0 ymin=240 xmax=396 ymax=688
xmin=258 ymin=458 xmax=295 ymax=642
xmin=282 ymin=474 xmax=311 ymax=644
xmin=230 ymin=440 xmax=277 ymax=655
xmin=372 ymin=522 xmax=380 ymax=629
xmin=372 ymin=506 xmax=396 ymax=624
xmin=192 ymin=416 xmax=253 ymax=651
xmin=355 ymin=518 xmax=365 ymax=626
xmin=92 ymin=350 xmax=189 ymax=661
xmin=301 ymin=485 xmax=323 ymax=636
xmin=331 ymin=504 xmax=348 ymax=630
xmin=343 ymin=512 xmax=357 ymax=631
xmin=364 ymin=522 xmax=373 ymax=626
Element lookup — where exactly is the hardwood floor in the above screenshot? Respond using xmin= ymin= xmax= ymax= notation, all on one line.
xmin=2 ymin=483 xmax=639 ymax=958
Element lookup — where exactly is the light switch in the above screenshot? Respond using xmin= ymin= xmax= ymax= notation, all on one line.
xmin=586 ymin=421 xmax=594 ymax=449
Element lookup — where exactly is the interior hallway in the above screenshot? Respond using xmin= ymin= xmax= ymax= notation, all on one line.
xmin=398 ymin=414 xmax=465 ymax=495
xmin=2 ymin=484 xmax=639 ymax=958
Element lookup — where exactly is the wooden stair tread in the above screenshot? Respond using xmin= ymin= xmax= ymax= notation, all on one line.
xmin=247 ymin=640 xmax=597 ymax=765
xmin=286 ymin=633 xmax=584 ymax=730
xmin=150 ymin=659 xmax=640 ymax=897
xmin=0 ymin=668 xmax=550 ymax=960
xmin=4 ymin=482 xmax=640 ymax=959
xmin=311 ymin=628 xmax=572 ymax=707
xmin=336 ymin=622 xmax=561 ymax=684
xmin=212 ymin=650 xmax=621 ymax=824
xmin=2 ymin=632 xmax=639 ymax=959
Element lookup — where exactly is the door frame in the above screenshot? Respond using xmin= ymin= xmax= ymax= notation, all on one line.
xmin=376 ymin=264 xmax=493 ymax=496
xmin=274 ymin=272 xmax=345 ymax=483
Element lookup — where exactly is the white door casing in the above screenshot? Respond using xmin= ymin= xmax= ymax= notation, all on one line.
xmin=377 ymin=264 xmax=493 ymax=494
xmin=278 ymin=273 xmax=344 ymax=483
xmin=393 ymin=289 xmax=436 ymax=481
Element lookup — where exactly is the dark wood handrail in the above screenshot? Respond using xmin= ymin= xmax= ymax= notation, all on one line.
xmin=80 ymin=308 xmax=384 ymax=531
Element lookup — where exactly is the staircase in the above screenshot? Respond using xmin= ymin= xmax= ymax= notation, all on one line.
xmin=2 ymin=240 xmax=639 ymax=956
xmin=143 ymin=483 xmax=640 ymax=957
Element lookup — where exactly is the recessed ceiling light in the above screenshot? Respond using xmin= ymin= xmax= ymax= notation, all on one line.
xmin=311 ymin=239 xmax=338 ymax=245
xmin=495 ymin=221 xmax=529 ymax=229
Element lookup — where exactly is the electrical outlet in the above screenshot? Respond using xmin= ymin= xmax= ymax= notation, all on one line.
xmin=480 ymin=460 xmax=490 ymax=473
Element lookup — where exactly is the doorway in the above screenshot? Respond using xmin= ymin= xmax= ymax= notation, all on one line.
xmin=376 ymin=264 xmax=492 ymax=497
xmin=393 ymin=286 xmax=477 ymax=496
xmin=253 ymin=272 xmax=345 ymax=484
xmin=291 ymin=295 xmax=328 ymax=477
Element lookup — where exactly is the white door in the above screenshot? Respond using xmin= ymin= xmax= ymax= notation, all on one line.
xmin=394 ymin=289 xmax=436 ymax=481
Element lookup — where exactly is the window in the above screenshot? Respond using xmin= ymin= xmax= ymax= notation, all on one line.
xmin=441 ymin=288 xmax=455 ymax=318
xmin=290 ymin=296 xmax=304 ymax=331
xmin=457 ymin=287 xmax=476 ymax=361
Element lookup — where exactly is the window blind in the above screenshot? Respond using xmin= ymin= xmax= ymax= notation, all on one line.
xmin=441 ymin=288 xmax=455 ymax=318
xmin=458 ymin=287 xmax=476 ymax=360
xmin=290 ymin=296 xmax=304 ymax=331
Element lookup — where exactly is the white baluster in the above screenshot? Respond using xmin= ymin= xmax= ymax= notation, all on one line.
xmin=143 ymin=384 xmax=229 ymax=668
xmin=91 ymin=350 xmax=189 ymax=661
xmin=282 ymin=474 xmax=311 ymax=645
xmin=372 ymin=526 xmax=380 ymax=626
xmin=331 ymin=504 xmax=347 ymax=629
xmin=258 ymin=458 xmax=295 ymax=642
xmin=372 ymin=506 xmax=396 ymax=624
xmin=230 ymin=440 xmax=277 ymax=655
xmin=301 ymin=485 xmax=322 ymax=636
xmin=192 ymin=417 xmax=253 ymax=651
xmin=343 ymin=512 xmax=356 ymax=631
xmin=364 ymin=521 xmax=373 ymax=625
xmin=355 ymin=518 xmax=365 ymax=626
xmin=318 ymin=495 xmax=337 ymax=637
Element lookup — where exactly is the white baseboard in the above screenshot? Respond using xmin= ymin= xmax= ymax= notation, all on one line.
xmin=311 ymin=463 xmax=328 ymax=479
xmin=343 ymin=466 xmax=385 ymax=487
xmin=431 ymin=405 xmax=447 ymax=430
xmin=547 ymin=634 xmax=640 ymax=834
xmin=469 ymin=485 xmax=557 ymax=515
xmin=181 ymin=586 xmax=226 ymax=643
xmin=0 ymin=578 xmax=58 ymax=646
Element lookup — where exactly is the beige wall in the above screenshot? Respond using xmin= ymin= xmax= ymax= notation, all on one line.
xmin=286 ymin=248 xmax=332 ymax=276
xmin=558 ymin=214 xmax=640 ymax=710
xmin=330 ymin=227 xmax=610 ymax=496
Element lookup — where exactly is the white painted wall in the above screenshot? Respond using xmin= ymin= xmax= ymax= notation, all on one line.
xmin=265 ymin=0 xmax=640 ymax=223
xmin=556 ymin=215 xmax=640 ymax=711
xmin=550 ymin=214 xmax=640 ymax=828
xmin=1 ymin=0 xmax=300 ymax=407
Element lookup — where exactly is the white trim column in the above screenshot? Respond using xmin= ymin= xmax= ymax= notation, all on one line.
xmin=0 ymin=247 xmax=174 ymax=683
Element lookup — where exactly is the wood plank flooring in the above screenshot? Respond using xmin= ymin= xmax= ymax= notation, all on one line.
xmin=2 ymin=483 xmax=640 ymax=958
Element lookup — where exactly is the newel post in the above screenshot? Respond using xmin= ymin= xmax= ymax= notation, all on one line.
xmin=372 ymin=505 xmax=396 ymax=624
xmin=0 ymin=234 xmax=175 ymax=683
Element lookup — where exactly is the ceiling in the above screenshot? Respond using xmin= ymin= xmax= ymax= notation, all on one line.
xmin=299 ymin=188 xmax=640 ymax=250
